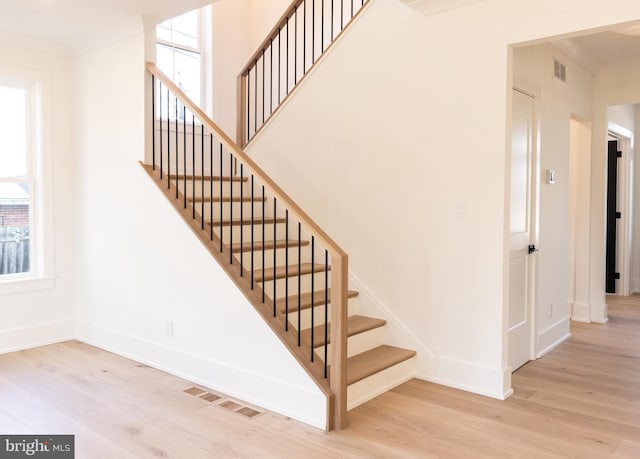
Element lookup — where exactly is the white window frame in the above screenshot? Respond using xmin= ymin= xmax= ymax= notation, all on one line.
xmin=156 ymin=7 xmax=207 ymax=110
xmin=0 ymin=66 xmax=55 ymax=294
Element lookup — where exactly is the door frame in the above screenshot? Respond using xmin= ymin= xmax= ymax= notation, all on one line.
xmin=607 ymin=123 xmax=633 ymax=296
xmin=506 ymin=80 xmax=540 ymax=371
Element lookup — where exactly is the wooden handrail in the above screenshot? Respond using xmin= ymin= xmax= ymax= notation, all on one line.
xmin=147 ymin=62 xmax=346 ymax=260
xmin=239 ymin=0 xmax=305 ymax=78
xmin=147 ymin=61 xmax=348 ymax=430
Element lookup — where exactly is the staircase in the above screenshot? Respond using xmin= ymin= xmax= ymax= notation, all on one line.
xmin=143 ymin=0 xmax=415 ymax=432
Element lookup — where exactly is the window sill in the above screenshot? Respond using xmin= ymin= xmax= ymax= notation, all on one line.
xmin=0 ymin=276 xmax=55 ymax=295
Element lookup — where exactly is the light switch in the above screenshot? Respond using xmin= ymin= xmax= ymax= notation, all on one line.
xmin=546 ymin=169 xmax=556 ymax=184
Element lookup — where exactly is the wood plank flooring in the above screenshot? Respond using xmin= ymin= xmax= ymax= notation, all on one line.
xmin=1 ymin=295 xmax=639 ymax=458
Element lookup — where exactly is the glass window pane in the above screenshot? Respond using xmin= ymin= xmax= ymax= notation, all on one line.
xmin=156 ymin=20 xmax=173 ymax=43
xmin=0 ymin=182 xmax=30 ymax=275
xmin=170 ymin=10 xmax=199 ymax=49
xmin=156 ymin=43 xmax=175 ymax=79
xmin=174 ymin=49 xmax=201 ymax=104
xmin=0 ymin=86 xmax=27 ymax=178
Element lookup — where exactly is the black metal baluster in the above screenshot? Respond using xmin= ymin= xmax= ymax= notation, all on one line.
xmin=273 ymin=197 xmax=277 ymax=317
xmin=322 ymin=0 xmax=325 ymax=52
xmin=192 ymin=115 xmax=195 ymax=219
xmin=254 ymin=61 xmax=258 ymax=138
xmin=324 ymin=249 xmax=329 ymax=378
xmin=240 ymin=164 xmax=244 ymax=276
xmin=331 ymin=0 xmax=334 ymax=40
xmin=175 ymin=98 xmax=178 ymax=198
xmin=285 ymin=210 xmax=289 ymax=331
xmin=303 ymin=0 xmax=307 ymax=73
xmin=294 ymin=8 xmax=298 ymax=85
xmin=262 ymin=50 xmax=266 ymax=125
xmin=201 ymin=123 xmax=205 ymax=230
xmin=159 ymin=82 xmax=163 ymax=177
xmin=341 ymin=0 xmax=344 ymax=28
xmin=297 ymin=222 xmax=302 ymax=346
xmin=246 ymin=69 xmax=250 ymax=144
xmin=278 ymin=28 xmax=281 ymax=104
xmin=251 ymin=175 xmax=255 ymax=289
xmin=210 ymin=134 xmax=213 ymax=241
xmin=351 ymin=0 xmax=354 ymax=18
xmin=270 ymin=38 xmax=273 ymax=115
xmin=286 ymin=17 xmax=290 ymax=94
xmin=219 ymin=143 xmax=223 ymax=252
xmin=312 ymin=0 xmax=315 ymax=64
xmin=230 ymin=151 xmax=233 ymax=265
xmin=166 ymin=87 xmax=170 ymax=186
xmin=183 ymin=106 xmax=187 ymax=209
xmin=311 ymin=236 xmax=315 ymax=362
xmin=262 ymin=185 xmax=265 ymax=303
xmin=152 ymin=75 xmax=155 ymax=170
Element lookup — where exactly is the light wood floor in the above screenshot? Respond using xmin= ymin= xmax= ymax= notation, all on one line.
xmin=2 ymin=296 xmax=640 ymax=458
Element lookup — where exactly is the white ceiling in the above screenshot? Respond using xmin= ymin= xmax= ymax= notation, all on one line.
xmin=0 ymin=0 xmax=210 ymax=48
xmin=550 ymin=22 xmax=640 ymax=72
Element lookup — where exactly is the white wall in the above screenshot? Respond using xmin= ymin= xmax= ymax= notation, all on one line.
xmin=245 ymin=0 xmax=640 ymax=398
xmin=249 ymin=0 xmax=292 ymax=50
xmin=74 ymin=19 xmax=326 ymax=429
xmin=211 ymin=0 xmax=252 ymax=136
xmin=0 ymin=34 xmax=76 ymax=353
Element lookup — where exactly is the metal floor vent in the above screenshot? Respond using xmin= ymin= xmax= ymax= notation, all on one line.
xmin=183 ymin=386 xmax=263 ymax=418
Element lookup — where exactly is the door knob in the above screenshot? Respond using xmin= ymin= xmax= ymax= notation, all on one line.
xmin=528 ymin=244 xmax=539 ymax=254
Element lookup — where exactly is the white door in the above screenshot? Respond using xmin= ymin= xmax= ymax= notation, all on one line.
xmin=508 ymin=88 xmax=536 ymax=371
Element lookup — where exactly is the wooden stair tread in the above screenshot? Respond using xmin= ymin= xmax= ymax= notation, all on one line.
xmin=168 ymin=174 xmax=248 ymax=182
xmin=228 ymin=239 xmax=309 ymax=253
xmin=188 ymin=195 xmax=266 ymax=203
xmin=277 ymin=289 xmax=359 ymax=313
xmin=254 ymin=263 xmax=330 ymax=283
xmin=300 ymin=315 xmax=386 ymax=348
xmin=347 ymin=345 xmax=416 ymax=386
xmin=207 ymin=217 xmax=286 ymax=227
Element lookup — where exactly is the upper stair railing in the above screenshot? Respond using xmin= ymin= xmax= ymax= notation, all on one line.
xmin=237 ymin=0 xmax=371 ymax=147
xmin=146 ymin=62 xmax=349 ymax=430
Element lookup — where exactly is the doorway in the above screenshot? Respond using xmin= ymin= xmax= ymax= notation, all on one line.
xmin=508 ymin=87 xmax=537 ymax=371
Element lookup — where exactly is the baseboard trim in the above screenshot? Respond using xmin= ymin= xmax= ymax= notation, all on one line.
xmin=537 ymin=331 xmax=571 ymax=359
xmin=0 ymin=320 xmax=74 ymax=355
xmin=76 ymin=320 xmax=327 ymax=430
xmin=416 ymin=357 xmax=509 ymax=400
xmin=571 ymin=302 xmax=590 ymax=323
xmin=536 ymin=317 xmax=570 ymax=358
xmin=591 ymin=302 xmax=608 ymax=324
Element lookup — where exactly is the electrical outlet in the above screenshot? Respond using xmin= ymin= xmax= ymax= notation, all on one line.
xmin=548 ymin=304 xmax=553 ymax=319
xmin=166 ymin=320 xmax=174 ymax=338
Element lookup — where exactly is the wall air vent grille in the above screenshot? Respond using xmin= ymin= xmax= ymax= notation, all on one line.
xmin=554 ymin=59 xmax=567 ymax=82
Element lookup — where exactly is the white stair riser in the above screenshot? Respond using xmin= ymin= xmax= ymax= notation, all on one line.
xmin=257 ymin=272 xmax=331 ymax=298
xmin=194 ymin=201 xmax=272 ymax=220
xmin=231 ymin=247 xmax=312 ymax=270
xmin=168 ymin=179 xmax=248 ymax=198
xmin=313 ymin=326 xmax=387 ymax=363
xmin=347 ymin=357 xmax=416 ymax=411
xmin=286 ymin=297 xmax=359 ymax=330
xmin=213 ymin=223 xmax=287 ymax=243
xmin=286 ymin=306 xmax=330 ymax=330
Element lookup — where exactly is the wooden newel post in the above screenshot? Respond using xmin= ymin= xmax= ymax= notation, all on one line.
xmin=329 ymin=252 xmax=348 ymax=431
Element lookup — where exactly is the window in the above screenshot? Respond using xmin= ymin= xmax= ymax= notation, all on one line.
xmin=0 ymin=69 xmax=53 ymax=291
xmin=0 ymin=85 xmax=33 ymax=277
xmin=156 ymin=9 xmax=203 ymax=107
